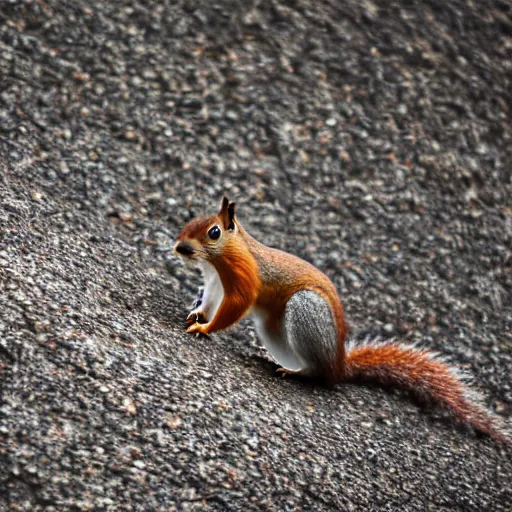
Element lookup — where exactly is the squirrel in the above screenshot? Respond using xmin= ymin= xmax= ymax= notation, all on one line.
xmin=174 ymin=197 xmax=510 ymax=444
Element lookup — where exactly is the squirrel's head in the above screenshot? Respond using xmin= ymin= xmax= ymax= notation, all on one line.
xmin=174 ymin=197 xmax=238 ymax=264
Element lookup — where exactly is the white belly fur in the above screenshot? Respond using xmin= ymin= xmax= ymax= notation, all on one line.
xmin=251 ymin=308 xmax=303 ymax=371
xmin=193 ymin=263 xmax=303 ymax=371
xmin=194 ymin=261 xmax=224 ymax=322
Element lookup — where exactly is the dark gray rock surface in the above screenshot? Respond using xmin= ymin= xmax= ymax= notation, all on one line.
xmin=1 ymin=0 xmax=511 ymax=510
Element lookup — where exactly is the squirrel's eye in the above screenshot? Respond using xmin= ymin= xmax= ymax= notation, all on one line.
xmin=208 ymin=225 xmax=221 ymax=240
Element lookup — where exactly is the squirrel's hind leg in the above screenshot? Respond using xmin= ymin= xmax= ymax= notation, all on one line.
xmin=284 ymin=291 xmax=338 ymax=381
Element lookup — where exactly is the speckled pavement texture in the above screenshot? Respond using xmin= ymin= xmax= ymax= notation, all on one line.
xmin=0 ymin=1 xmax=511 ymax=510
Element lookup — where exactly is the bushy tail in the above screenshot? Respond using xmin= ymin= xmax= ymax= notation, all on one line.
xmin=344 ymin=339 xmax=510 ymax=444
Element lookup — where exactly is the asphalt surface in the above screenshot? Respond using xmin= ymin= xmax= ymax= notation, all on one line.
xmin=1 ymin=1 xmax=511 ymax=510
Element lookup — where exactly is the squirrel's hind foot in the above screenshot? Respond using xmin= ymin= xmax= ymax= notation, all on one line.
xmin=276 ymin=367 xmax=309 ymax=378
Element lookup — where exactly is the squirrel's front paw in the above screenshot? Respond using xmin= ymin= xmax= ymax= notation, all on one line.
xmin=186 ymin=311 xmax=207 ymax=326
xmin=186 ymin=322 xmax=209 ymax=335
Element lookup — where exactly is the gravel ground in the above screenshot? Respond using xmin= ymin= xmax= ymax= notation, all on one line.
xmin=1 ymin=0 xmax=511 ymax=510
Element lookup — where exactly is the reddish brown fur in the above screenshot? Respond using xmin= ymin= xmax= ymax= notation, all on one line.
xmin=247 ymin=242 xmax=347 ymax=386
xmin=205 ymin=239 xmax=261 ymax=332
xmin=176 ymin=202 xmax=262 ymax=335
xmin=345 ymin=343 xmax=509 ymax=444
xmin=177 ymin=216 xmax=217 ymax=241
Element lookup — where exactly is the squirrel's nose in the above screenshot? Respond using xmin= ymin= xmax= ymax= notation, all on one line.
xmin=174 ymin=241 xmax=195 ymax=256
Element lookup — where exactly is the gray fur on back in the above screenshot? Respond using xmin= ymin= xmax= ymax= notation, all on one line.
xmin=284 ymin=290 xmax=338 ymax=377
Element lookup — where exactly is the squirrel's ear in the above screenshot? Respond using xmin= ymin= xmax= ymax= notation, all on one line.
xmin=219 ymin=196 xmax=229 ymax=213
xmin=219 ymin=197 xmax=235 ymax=230
xmin=227 ymin=202 xmax=235 ymax=230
